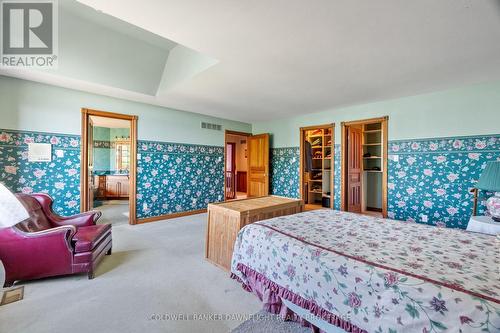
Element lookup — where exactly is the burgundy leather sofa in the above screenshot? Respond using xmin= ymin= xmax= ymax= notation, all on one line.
xmin=0 ymin=193 xmax=112 ymax=287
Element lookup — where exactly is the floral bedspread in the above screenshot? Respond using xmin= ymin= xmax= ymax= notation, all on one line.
xmin=231 ymin=209 xmax=500 ymax=333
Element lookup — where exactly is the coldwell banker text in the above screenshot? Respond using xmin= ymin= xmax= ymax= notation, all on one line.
xmin=1 ymin=0 xmax=58 ymax=68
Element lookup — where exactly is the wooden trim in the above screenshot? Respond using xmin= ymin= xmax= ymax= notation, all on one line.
xmin=340 ymin=123 xmax=347 ymax=211
xmin=381 ymin=118 xmax=388 ymax=217
xmin=299 ymin=123 xmax=335 ymax=131
xmin=225 ymin=130 xmax=251 ymax=137
xmin=342 ymin=116 xmax=388 ymax=127
xmin=81 ymin=108 xmax=138 ymax=121
xmin=137 ymin=209 xmax=207 ymax=224
xmin=80 ymin=111 xmax=89 ymax=212
xmin=224 ymin=130 xmax=252 ymax=200
xmin=299 ymin=124 xmax=335 ymax=209
xmin=341 ymin=116 xmax=389 ymax=217
xmin=80 ymin=108 xmax=138 ymax=225
xmin=299 ymin=129 xmax=305 ymax=202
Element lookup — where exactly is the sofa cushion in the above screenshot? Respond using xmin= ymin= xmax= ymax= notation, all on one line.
xmin=14 ymin=194 xmax=52 ymax=232
xmin=73 ymin=224 xmax=112 ymax=253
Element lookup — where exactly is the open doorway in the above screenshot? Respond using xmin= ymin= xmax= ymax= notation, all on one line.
xmin=300 ymin=124 xmax=335 ymax=211
xmin=224 ymin=130 xmax=250 ymax=200
xmin=224 ymin=130 xmax=270 ymax=200
xmin=341 ymin=116 xmax=388 ymax=217
xmin=81 ymin=109 xmax=138 ymax=225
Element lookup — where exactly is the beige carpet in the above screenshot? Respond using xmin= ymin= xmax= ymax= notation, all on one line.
xmin=0 ymin=213 xmax=261 ymax=333
xmin=94 ymin=200 xmax=130 ymax=225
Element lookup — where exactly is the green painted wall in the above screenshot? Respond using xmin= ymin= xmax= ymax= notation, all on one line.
xmin=252 ymin=80 xmax=500 ymax=147
xmin=93 ymin=126 xmax=111 ymax=171
xmin=92 ymin=127 xmax=130 ymax=172
xmin=0 ymin=76 xmax=251 ymax=146
xmin=93 ymin=127 xmax=111 ymax=141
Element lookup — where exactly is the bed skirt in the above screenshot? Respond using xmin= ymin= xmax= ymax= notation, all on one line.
xmin=231 ymin=263 xmax=367 ymax=333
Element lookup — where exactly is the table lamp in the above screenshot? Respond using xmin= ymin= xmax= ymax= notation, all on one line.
xmin=476 ymin=161 xmax=500 ymax=221
xmin=0 ymin=183 xmax=29 ymax=288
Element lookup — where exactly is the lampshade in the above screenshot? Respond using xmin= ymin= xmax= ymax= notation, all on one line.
xmin=476 ymin=161 xmax=500 ymax=192
xmin=0 ymin=183 xmax=29 ymax=228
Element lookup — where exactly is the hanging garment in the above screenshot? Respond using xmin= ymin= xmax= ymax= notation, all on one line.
xmin=305 ymin=140 xmax=313 ymax=172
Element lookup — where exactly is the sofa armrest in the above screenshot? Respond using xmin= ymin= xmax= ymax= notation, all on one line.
xmin=0 ymin=226 xmax=77 ymax=284
xmin=1 ymin=225 xmax=76 ymax=257
xmin=30 ymin=193 xmax=101 ymax=227
xmin=51 ymin=210 xmax=102 ymax=228
xmin=22 ymin=225 xmax=77 ymax=239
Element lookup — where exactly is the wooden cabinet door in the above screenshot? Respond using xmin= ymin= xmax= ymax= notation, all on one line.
xmin=247 ymin=133 xmax=269 ymax=197
xmin=106 ymin=181 xmax=117 ymax=197
xmin=120 ymin=178 xmax=129 ymax=197
xmin=347 ymin=127 xmax=362 ymax=212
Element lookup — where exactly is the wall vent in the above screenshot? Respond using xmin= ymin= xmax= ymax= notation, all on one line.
xmin=201 ymin=122 xmax=222 ymax=131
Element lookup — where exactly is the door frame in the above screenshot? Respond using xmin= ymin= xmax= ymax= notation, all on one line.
xmin=224 ymin=130 xmax=251 ymax=200
xmin=81 ymin=108 xmax=138 ymax=225
xmin=340 ymin=116 xmax=388 ymax=217
xmin=299 ymin=123 xmax=335 ymax=208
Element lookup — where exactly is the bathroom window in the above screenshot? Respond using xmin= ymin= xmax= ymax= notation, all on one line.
xmin=115 ymin=141 xmax=130 ymax=171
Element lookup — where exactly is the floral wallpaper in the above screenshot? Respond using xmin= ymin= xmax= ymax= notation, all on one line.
xmin=2 ymin=127 xmax=497 ymax=229
xmin=0 ymin=129 xmax=227 ymax=220
xmin=387 ymin=135 xmax=500 ymax=228
xmin=270 ymin=147 xmax=300 ymax=198
xmin=269 ymin=135 xmax=500 ymax=229
xmin=0 ymin=129 xmax=81 ymax=216
xmin=136 ymin=140 xmax=224 ymax=218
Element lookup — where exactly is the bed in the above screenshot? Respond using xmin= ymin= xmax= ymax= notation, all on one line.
xmin=231 ymin=209 xmax=500 ymax=333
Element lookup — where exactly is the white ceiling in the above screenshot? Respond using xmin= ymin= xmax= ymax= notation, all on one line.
xmin=60 ymin=0 xmax=178 ymax=52
xmin=3 ymin=0 xmax=500 ymax=123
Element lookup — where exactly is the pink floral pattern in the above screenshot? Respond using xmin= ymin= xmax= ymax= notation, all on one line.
xmin=232 ymin=210 xmax=500 ymax=332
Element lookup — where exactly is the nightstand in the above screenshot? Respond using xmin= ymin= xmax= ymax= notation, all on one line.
xmin=466 ymin=216 xmax=500 ymax=235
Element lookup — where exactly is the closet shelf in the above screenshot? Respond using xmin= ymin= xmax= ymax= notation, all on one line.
xmin=309 ymin=179 xmax=323 ymax=182
xmin=363 ymin=156 xmax=381 ymax=159
xmin=364 ymin=170 xmax=383 ymax=173
xmin=362 ymin=143 xmax=381 ymax=146
xmin=364 ymin=130 xmax=382 ymax=133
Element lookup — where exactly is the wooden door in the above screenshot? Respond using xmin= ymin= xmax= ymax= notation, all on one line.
xmin=88 ymin=118 xmax=94 ymax=208
xmin=225 ymin=142 xmax=236 ymax=200
xmin=247 ymin=134 xmax=269 ymax=197
xmin=347 ymin=127 xmax=362 ymax=212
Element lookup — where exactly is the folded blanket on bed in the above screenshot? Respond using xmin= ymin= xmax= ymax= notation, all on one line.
xmin=231 ymin=209 xmax=500 ymax=333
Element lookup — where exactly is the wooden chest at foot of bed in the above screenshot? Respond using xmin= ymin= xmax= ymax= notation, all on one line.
xmin=205 ymin=196 xmax=303 ymax=271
